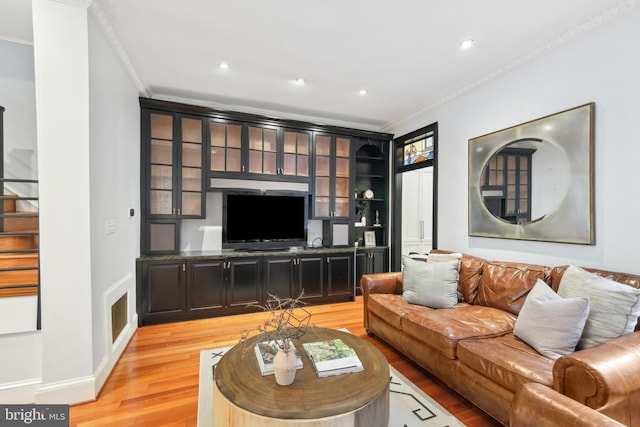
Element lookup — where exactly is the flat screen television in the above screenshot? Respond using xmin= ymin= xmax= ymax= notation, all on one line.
xmin=222 ymin=191 xmax=308 ymax=250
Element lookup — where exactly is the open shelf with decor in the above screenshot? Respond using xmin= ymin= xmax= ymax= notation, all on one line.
xmin=352 ymin=139 xmax=390 ymax=291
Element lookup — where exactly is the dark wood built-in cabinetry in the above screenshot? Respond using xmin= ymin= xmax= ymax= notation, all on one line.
xmin=137 ymin=249 xmax=353 ymax=326
xmin=138 ymin=98 xmax=391 ymax=325
xmin=141 ymin=111 xmax=206 ymax=254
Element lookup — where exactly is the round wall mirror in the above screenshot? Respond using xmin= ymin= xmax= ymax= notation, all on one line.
xmin=468 ymin=103 xmax=594 ymax=244
xmin=480 ymin=138 xmax=570 ymax=225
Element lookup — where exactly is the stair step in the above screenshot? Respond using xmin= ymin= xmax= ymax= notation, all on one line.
xmin=0 ymin=234 xmax=39 ymax=250
xmin=0 ymin=253 xmax=38 ymax=269
xmin=3 ymin=198 xmax=16 ymax=213
xmin=2 ymin=214 xmax=39 ymax=232
xmin=0 ymin=269 xmax=38 ymax=286
xmin=0 ymin=286 xmax=38 ymax=297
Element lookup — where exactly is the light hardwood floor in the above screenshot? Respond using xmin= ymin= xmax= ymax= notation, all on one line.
xmin=70 ymin=297 xmax=501 ymax=426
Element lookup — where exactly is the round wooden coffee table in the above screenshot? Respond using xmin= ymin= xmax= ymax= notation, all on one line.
xmin=213 ymin=327 xmax=389 ymax=426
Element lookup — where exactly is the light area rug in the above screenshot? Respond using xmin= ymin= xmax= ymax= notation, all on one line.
xmin=197 ymin=346 xmax=465 ymax=427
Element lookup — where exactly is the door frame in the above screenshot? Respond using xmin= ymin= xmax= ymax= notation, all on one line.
xmin=391 ymin=123 xmax=438 ymax=271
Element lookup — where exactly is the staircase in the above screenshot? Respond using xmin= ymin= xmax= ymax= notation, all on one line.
xmin=0 ymin=179 xmax=39 ymax=298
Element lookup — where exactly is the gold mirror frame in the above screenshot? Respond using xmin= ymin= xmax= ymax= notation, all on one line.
xmin=468 ymin=103 xmax=595 ymax=244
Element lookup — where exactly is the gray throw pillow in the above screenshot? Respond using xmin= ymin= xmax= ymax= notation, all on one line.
xmin=558 ymin=265 xmax=640 ymax=349
xmin=402 ymin=256 xmax=459 ymax=309
xmin=514 ymin=279 xmax=589 ymax=359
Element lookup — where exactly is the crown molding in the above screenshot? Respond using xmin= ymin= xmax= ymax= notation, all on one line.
xmin=382 ymin=0 xmax=637 ymax=132
xmin=89 ymin=0 xmax=151 ymax=97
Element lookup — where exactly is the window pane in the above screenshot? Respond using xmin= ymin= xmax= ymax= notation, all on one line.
xmin=316 ymin=136 xmax=330 ymax=156
xmin=181 ymin=192 xmax=201 ymax=216
xmin=182 ymin=142 xmax=201 ymax=167
xmin=227 ymin=124 xmax=242 ymax=148
xmin=182 ymin=118 xmax=202 ymax=142
xmin=150 ymin=190 xmax=172 ymax=215
xmin=151 ymin=140 xmax=172 ymax=164
xmin=335 ymin=138 xmax=350 ymax=157
xmin=151 ymin=114 xmax=172 ymax=140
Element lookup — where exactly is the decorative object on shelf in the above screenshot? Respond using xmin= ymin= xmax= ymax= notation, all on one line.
xmin=354 ymin=186 xmax=361 ymax=199
xmin=355 ymin=236 xmax=363 ymax=247
xmin=363 ymin=189 xmax=374 ymax=199
xmin=356 ymin=202 xmax=369 ymax=226
xmin=375 ymin=210 xmax=381 ymax=226
xmin=364 ymin=231 xmax=376 ymax=247
xmin=468 ymin=102 xmax=594 ymax=244
xmin=241 ymin=292 xmax=311 ymax=385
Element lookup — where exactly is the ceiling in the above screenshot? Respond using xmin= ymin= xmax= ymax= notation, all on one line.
xmin=0 ymin=0 xmax=633 ymax=131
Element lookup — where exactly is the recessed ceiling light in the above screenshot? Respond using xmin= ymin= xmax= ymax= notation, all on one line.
xmin=358 ymin=89 xmax=368 ymax=96
xmin=460 ymin=39 xmax=474 ymax=50
xmin=294 ymin=77 xmax=306 ymax=85
xmin=219 ymin=62 xmax=229 ymax=69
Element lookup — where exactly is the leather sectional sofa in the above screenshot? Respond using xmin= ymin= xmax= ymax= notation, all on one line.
xmin=361 ymin=251 xmax=640 ymax=426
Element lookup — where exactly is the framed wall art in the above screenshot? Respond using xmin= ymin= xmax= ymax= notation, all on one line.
xmin=468 ymin=103 xmax=595 ymax=244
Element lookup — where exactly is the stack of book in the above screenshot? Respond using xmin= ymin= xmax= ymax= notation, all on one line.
xmin=302 ymin=338 xmax=364 ymax=377
xmin=254 ymin=341 xmax=303 ymax=376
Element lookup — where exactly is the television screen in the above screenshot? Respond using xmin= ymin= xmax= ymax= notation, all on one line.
xmin=223 ymin=191 xmax=308 ymax=249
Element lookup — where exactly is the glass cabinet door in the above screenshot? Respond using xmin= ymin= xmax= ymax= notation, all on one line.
xmin=334 ymin=137 xmax=351 ymax=217
xmin=283 ymin=129 xmax=310 ymax=178
xmin=180 ymin=117 xmax=204 ymax=217
xmin=149 ymin=113 xmax=174 ymax=216
xmin=210 ymin=119 xmax=243 ymax=173
xmin=248 ymin=124 xmax=278 ymax=175
xmin=313 ymin=134 xmax=351 ymax=219
xmin=314 ymin=135 xmax=331 ymax=217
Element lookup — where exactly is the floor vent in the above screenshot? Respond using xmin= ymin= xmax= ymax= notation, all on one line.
xmin=111 ymin=293 xmax=127 ymax=343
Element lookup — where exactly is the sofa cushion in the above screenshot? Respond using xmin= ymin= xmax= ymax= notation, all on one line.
xmin=432 ymin=250 xmax=484 ymax=304
xmin=457 ymin=333 xmax=554 ymax=393
xmin=558 ymin=265 xmax=640 ymax=349
xmin=476 ymin=261 xmax=548 ymax=315
xmin=459 ymin=254 xmax=485 ymax=304
xmin=402 ymin=256 xmax=460 ymax=308
xmin=368 ymin=293 xmax=433 ymax=330
xmin=514 ymin=280 xmax=589 ymax=359
xmin=402 ymin=305 xmax=517 ymax=359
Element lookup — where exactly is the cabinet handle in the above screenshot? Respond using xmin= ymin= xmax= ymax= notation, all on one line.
xmin=182 ymin=264 xmax=186 ymax=272
xmin=241 ymin=165 xmax=245 ymax=172
xmin=173 ymin=208 xmax=176 ymax=215
xmin=420 ymin=221 xmax=424 ymax=240
xmin=178 ymin=208 xmax=181 ymax=215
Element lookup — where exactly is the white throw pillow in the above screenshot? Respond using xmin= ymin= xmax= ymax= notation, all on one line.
xmin=402 ymin=256 xmax=459 ymax=309
xmin=427 ymin=252 xmax=463 ymax=264
xmin=558 ymin=265 xmax=640 ymax=349
xmin=514 ymin=279 xmax=589 ymax=359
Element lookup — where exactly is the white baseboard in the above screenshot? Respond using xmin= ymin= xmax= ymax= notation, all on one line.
xmin=35 ymin=375 xmax=96 ymax=404
xmin=0 ymin=379 xmax=41 ymax=404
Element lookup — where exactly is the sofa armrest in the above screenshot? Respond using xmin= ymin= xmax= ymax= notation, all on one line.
xmin=553 ymin=331 xmax=640 ymax=411
xmin=361 ymin=272 xmax=403 ymax=296
xmin=361 ymin=272 xmax=402 ymax=332
xmin=510 ymin=383 xmax=625 ymax=427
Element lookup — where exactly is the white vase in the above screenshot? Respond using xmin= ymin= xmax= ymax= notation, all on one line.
xmin=273 ymin=347 xmax=297 ymax=386
xmin=361 ymin=216 xmax=367 ymax=226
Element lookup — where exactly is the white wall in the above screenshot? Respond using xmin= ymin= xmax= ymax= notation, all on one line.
xmin=389 ymin=7 xmax=640 ymax=274
xmin=87 ymin=12 xmax=140 ymax=393
xmin=32 ymin=0 xmax=94 ymax=403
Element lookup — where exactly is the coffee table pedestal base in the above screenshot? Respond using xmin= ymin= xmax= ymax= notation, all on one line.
xmin=213 ymin=381 xmax=389 ymax=427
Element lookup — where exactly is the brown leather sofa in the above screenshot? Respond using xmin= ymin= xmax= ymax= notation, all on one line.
xmin=361 ymin=251 xmax=640 ymax=426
